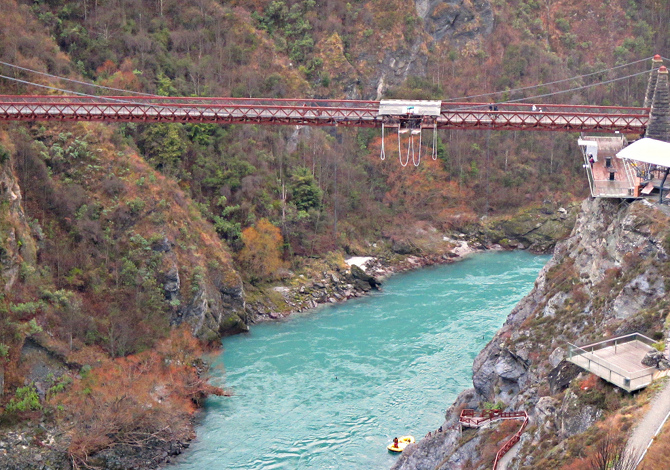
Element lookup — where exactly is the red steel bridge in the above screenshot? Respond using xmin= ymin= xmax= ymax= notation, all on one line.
xmin=0 ymin=95 xmax=651 ymax=134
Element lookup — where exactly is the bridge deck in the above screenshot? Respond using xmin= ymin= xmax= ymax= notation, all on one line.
xmin=0 ymin=96 xmax=651 ymax=133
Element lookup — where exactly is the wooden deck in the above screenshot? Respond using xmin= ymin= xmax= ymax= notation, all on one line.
xmin=568 ymin=334 xmax=668 ymax=392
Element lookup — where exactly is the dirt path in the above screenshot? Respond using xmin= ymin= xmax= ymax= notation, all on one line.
xmin=626 ymin=380 xmax=670 ymax=466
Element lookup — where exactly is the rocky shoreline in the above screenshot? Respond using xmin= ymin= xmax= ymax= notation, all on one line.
xmin=245 ymin=203 xmax=576 ymax=326
xmin=391 ymin=198 xmax=670 ymax=470
xmin=246 ymin=236 xmax=487 ymax=323
xmin=0 ymin=203 xmax=576 ymax=470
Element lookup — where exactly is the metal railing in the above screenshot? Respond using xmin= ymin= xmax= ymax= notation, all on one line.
xmin=459 ymin=409 xmax=529 ymax=469
xmin=568 ymin=333 xmax=659 ymax=391
xmin=0 ymin=95 xmax=651 ymax=133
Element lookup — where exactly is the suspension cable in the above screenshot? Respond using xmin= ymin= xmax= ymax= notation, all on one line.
xmin=0 ymin=74 xmax=152 ymax=105
xmin=450 ymin=67 xmax=657 ymax=111
xmin=0 ymin=59 xmax=159 ymax=96
xmin=442 ymin=56 xmax=654 ymax=102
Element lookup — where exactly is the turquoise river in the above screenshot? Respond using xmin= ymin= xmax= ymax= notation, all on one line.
xmin=171 ymin=251 xmax=550 ymax=470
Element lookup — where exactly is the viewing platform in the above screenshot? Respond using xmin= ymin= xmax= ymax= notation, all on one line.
xmin=579 ymin=135 xmax=639 ymax=198
xmin=568 ymin=333 xmax=669 ymax=392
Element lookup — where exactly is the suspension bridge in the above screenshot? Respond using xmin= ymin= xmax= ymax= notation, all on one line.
xmin=0 ymin=95 xmax=650 ymax=133
xmin=1 ymin=55 xmax=669 ymax=195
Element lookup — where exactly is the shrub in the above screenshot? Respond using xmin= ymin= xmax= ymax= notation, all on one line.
xmin=238 ymin=219 xmax=286 ymax=282
xmin=6 ymin=385 xmax=42 ymax=413
xmin=127 ymin=198 xmax=146 ymax=215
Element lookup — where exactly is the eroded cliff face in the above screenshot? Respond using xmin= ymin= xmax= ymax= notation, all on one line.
xmin=392 ymin=198 xmax=670 ymax=470
xmin=415 ymin=0 xmax=494 ymax=42
xmin=371 ymin=0 xmax=494 ymax=98
xmin=0 ymin=146 xmax=36 ymax=293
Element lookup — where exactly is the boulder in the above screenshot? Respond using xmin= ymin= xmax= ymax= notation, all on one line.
xmin=547 ymin=361 xmax=582 ymax=395
xmin=350 ymin=264 xmax=381 ymax=290
xmin=164 ymin=267 xmax=180 ymax=301
xmin=641 ymin=350 xmax=665 ymax=367
xmin=560 ymin=389 xmax=602 ymax=438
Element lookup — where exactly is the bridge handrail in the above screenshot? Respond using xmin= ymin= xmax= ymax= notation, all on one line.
xmin=0 ymin=99 xmax=379 ymax=113
xmin=443 ymin=102 xmax=650 ymax=113
xmin=0 ymin=94 xmax=381 ymax=106
xmin=0 ymin=95 xmax=652 ymax=114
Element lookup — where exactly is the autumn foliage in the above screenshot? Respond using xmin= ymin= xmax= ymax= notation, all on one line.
xmin=238 ymin=218 xmax=286 ymax=282
xmin=50 ymin=327 xmax=225 ymax=465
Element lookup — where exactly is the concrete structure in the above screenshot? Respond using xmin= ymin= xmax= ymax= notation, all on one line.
xmin=578 ymin=134 xmax=638 ymax=198
xmin=568 ymin=333 xmax=669 ymax=392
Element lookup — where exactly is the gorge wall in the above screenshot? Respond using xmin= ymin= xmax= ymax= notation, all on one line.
xmin=393 ymin=197 xmax=670 ymax=470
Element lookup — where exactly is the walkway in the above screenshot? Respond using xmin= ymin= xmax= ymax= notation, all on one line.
xmin=626 ymin=379 xmax=670 ymax=466
xmin=459 ymin=409 xmax=528 ymax=470
xmin=496 ymin=440 xmax=523 ymax=470
xmin=0 ymin=96 xmax=650 ymax=133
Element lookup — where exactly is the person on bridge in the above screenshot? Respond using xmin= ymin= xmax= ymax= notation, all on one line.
xmin=589 ymin=155 xmax=595 ymax=168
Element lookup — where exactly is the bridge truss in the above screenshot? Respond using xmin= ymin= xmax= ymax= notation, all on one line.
xmin=0 ymin=96 xmax=650 ymax=134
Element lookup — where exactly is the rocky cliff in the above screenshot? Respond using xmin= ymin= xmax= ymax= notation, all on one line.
xmin=392 ymin=197 xmax=670 ymax=470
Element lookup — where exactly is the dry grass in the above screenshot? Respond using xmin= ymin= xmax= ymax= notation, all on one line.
xmin=640 ymin=418 xmax=670 ymax=470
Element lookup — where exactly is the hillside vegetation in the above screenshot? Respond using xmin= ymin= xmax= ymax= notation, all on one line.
xmin=1 ymin=0 xmax=670 ymax=467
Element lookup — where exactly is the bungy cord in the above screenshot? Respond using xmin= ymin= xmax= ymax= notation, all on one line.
xmin=398 ymin=127 xmax=409 ymax=167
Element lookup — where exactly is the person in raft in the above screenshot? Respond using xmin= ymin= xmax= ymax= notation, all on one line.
xmin=393 ymin=437 xmax=399 ymax=448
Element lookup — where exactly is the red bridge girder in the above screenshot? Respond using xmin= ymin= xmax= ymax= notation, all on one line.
xmin=0 ymin=95 xmax=650 ymax=134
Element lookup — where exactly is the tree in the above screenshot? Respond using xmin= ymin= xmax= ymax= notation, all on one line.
xmin=139 ymin=124 xmax=187 ymax=174
xmin=290 ymin=167 xmax=322 ymax=212
xmin=588 ymin=433 xmax=639 ymax=470
xmin=238 ymin=219 xmax=285 ymax=282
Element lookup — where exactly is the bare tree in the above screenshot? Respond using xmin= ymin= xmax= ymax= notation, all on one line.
xmin=589 ymin=433 xmax=640 ymax=470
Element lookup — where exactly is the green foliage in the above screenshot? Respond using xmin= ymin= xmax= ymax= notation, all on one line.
xmin=22 ymin=319 xmax=43 ymax=336
xmin=0 ymin=145 xmax=9 ymax=164
xmin=190 ymin=266 xmax=205 ymax=296
xmin=0 ymin=343 xmax=9 ymax=358
xmin=6 ymin=385 xmax=42 ymax=413
xmin=253 ymin=0 xmax=316 ymax=63
xmin=483 ymin=400 xmax=505 ymax=411
xmin=213 ymin=215 xmax=242 ymax=242
xmin=156 ymin=72 xmax=177 ymax=97
xmin=290 ymin=167 xmax=322 ymax=212
xmin=10 ymin=301 xmax=44 ymax=318
xmin=127 ymin=198 xmax=146 ymax=215
xmin=555 ymin=17 xmax=571 ymax=33
xmin=139 ymin=124 xmax=187 ymax=174
xmin=47 ymin=374 xmax=73 ymax=398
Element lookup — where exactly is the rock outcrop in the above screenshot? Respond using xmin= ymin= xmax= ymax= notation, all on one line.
xmin=392 ymin=198 xmax=670 ymax=470
xmin=415 ymin=0 xmax=495 ymax=42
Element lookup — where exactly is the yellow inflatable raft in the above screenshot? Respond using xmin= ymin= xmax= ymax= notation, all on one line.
xmin=387 ymin=435 xmax=415 ymax=453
